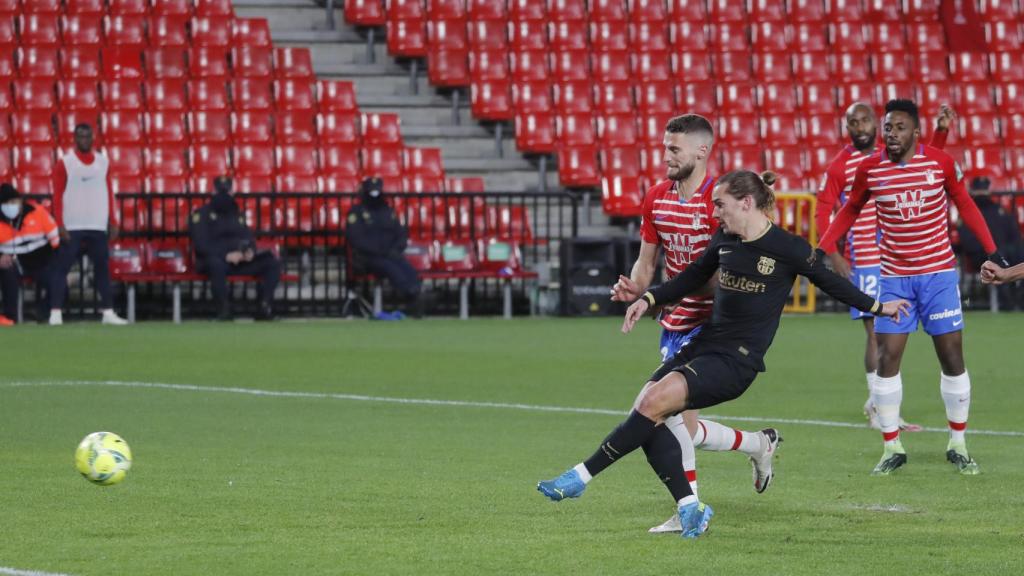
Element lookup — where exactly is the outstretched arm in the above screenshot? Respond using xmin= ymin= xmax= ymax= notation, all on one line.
xmin=796 ymin=239 xmax=910 ymax=320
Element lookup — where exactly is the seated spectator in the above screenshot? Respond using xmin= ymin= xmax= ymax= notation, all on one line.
xmin=0 ymin=183 xmax=60 ymax=325
xmin=189 ymin=176 xmax=281 ymax=321
xmin=346 ymin=177 xmax=422 ymax=317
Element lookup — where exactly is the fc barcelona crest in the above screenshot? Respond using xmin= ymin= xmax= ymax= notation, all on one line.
xmin=757 ymin=256 xmax=776 ymax=275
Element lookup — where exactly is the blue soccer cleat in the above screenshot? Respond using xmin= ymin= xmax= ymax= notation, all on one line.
xmin=678 ymin=500 xmax=714 ymax=539
xmin=536 ymin=469 xmax=586 ymax=501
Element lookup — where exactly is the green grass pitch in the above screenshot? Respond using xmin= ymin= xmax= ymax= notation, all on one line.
xmin=1 ymin=313 xmax=1022 ymax=575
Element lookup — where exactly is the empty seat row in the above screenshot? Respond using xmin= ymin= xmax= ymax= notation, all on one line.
xmin=2 ymin=14 xmax=266 ymax=49
xmin=0 ymin=0 xmax=234 ymax=17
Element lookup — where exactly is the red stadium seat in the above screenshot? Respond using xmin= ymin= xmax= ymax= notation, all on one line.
xmin=318 ymin=175 xmax=361 ymax=195
xmin=231 ymin=79 xmax=273 ymax=112
xmin=471 ymin=79 xmax=513 ymax=120
xmin=865 ymin=22 xmax=906 ymax=53
xmin=67 ymin=0 xmax=106 ymax=15
xmin=601 ymin=174 xmax=644 ymax=217
xmin=345 ymin=0 xmax=387 ymax=27
xmin=514 ymin=112 xmax=556 ymax=153
xmin=707 ymin=0 xmax=746 ymax=22
xmin=631 ymin=0 xmax=667 ymax=22
xmin=16 ymin=47 xmax=59 ymax=78
xmin=195 ymin=0 xmax=235 ymax=17
xmin=719 ymin=146 xmax=765 ymax=173
xmin=753 ymin=52 xmax=792 ymax=82
xmin=872 ymin=53 xmax=910 ymax=79
xmin=978 ymin=0 xmax=1019 ymax=21
xmin=190 ymin=143 xmax=232 ymax=176
xmin=12 ymin=111 xmax=55 ymax=144
xmin=509 ymin=49 xmax=550 ymax=81
xmin=388 ymin=18 xmax=428 ymax=57
xmin=950 ymin=52 xmax=990 ymax=81
xmin=555 ymin=113 xmax=596 ymax=147
xmin=12 ymin=79 xmax=56 ymax=111
xmin=317 ymin=80 xmax=359 ymax=112
xmin=591 ymin=51 xmax=630 ymax=82
xmin=907 ymin=22 xmax=947 ymax=53
xmin=191 ymin=16 xmax=233 ymax=49
xmin=638 ymin=112 xmax=673 ymax=145
xmin=405 ymin=147 xmax=444 ymax=178
xmin=145 ymin=146 xmax=189 ymax=177
xmin=187 ymin=79 xmax=231 ymax=112
xmin=629 ymin=22 xmax=669 ymax=52
xmin=56 ymin=110 xmax=100 ymax=146
xmin=904 ymin=0 xmax=940 ymax=22
xmin=276 ymin=173 xmax=319 ymax=194
xmin=145 ymin=48 xmax=187 ymax=79
xmin=274 ymin=79 xmax=317 ymax=112
xmin=471 ymin=49 xmax=512 ymax=81
xmin=233 ymin=144 xmax=275 ymax=177
xmin=790 ymin=21 xmax=831 ymax=52
xmin=751 ymin=21 xmax=789 ymax=53
xmin=144 ymin=79 xmax=187 ymax=112
xmin=547 ymin=0 xmax=585 ymax=21
xmin=835 ymin=82 xmax=874 ymax=109
xmin=319 ymin=144 xmax=362 ymax=176
xmin=14 ymin=145 xmax=57 ymax=177
xmin=101 ymin=111 xmax=143 ymax=144
xmin=233 ymin=18 xmax=272 ymax=48
xmin=589 ymin=0 xmax=627 ymax=21
xmin=190 ymin=111 xmax=232 ymax=143
xmin=749 ymin=0 xmax=786 ymax=22
xmin=104 ymin=15 xmax=147 ymax=48
xmin=991 ymin=52 xmax=1024 ymax=82
xmin=877 ymin=81 xmax=917 ymax=103
xmin=635 ymin=81 xmax=676 ymax=116
xmin=961 ymin=114 xmax=1002 ymax=146
xmin=788 ymin=0 xmax=826 ymax=23
xmin=762 ymin=114 xmax=801 ymax=147
xmin=189 ymin=47 xmax=230 ymax=79
xmin=919 ymin=81 xmax=955 ymax=111
xmin=0 ymin=47 xmax=11 ymax=80
xmin=512 ymin=79 xmax=553 ymax=113
xmin=145 ymin=176 xmax=188 ymax=194
xmin=102 ymin=47 xmax=144 ymax=79
xmin=232 ymin=46 xmax=273 ymax=79
xmin=361 ymin=112 xmax=403 ymax=144
xmin=759 ymin=83 xmax=798 ymax=113
xmin=1004 ymin=115 xmax=1024 ymax=145
xmin=954 ymin=82 xmax=995 ymax=115
xmin=445 ymin=177 xmax=485 ymax=193
xmin=144 ymin=112 xmax=186 ymax=145
xmin=995 ymin=82 xmax=1024 ymax=114
xmin=105 ymin=145 xmax=144 ymax=177
xmin=549 ymin=20 xmax=588 ymax=52
xmin=912 ymin=52 xmax=950 ymax=82
xmin=13 ymin=174 xmax=54 ymax=196
xmin=0 ymin=17 xmax=14 ymax=49
xmin=107 ymin=0 xmax=147 ymax=15
xmin=317 ymin=112 xmax=359 ymax=145
xmin=827 ymin=22 xmax=866 ymax=53
xmin=101 ymin=80 xmax=143 ymax=111
xmin=807 ymin=146 xmax=834 ymax=177
xmin=230 ymin=111 xmax=272 ymax=143
xmin=963 ymin=146 xmax=1006 ymax=178
xmin=275 ymin=111 xmax=317 ymax=144
xmin=803 ymin=115 xmax=840 ymax=146
xmin=764 ymin=146 xmax=807 ymax=181
xmin=718 ymin=114 xmax=761 ymax=146
xmin=589 ymin=21 xmax=629 ymax=52
xmin=428 ymin=50 xmax=470 ymax=86
xmin=791 ymin=51 xmax=831 ymax=83
xmin=275 ymin=144 xmax=318 ymax=176
xmin=709 ymin=22 xmax=749 ymax=52
xmin=58 ymin=80 xmax=100 ymax=112
xmin=428 ymin=0 xmax=467 ymax=19
xmin=0 ymin=149 xmax=11 ymax=179
xmin=596 ymin=113 xmax=639 ymax=146
xmin=467 ymin=20 xmax=508 ymax=50
xmin=552 ymin=80 xmax=593 ymax=113
xmin=863 ymin=0 xmax=902 ymax=21
xmin=62 ymin=46 xmax=102 ymax=79
xmin=232 ymin=175 xmax=273 ymax=194
xmin=678 ymin=82 xmax=717 ymax=117
xmin=274 ymin=47 xmax=316 ymax=79
xmin=19 ymin=14 xmax=60 ymax=46
xmin=594 ymin=81 xmax=634 ymax=113
xmin=630 ymin=52 xmax=673 ymax=84
xmin=667 ymin=20 xmax=708 ymax=52
xmin=718 ymin=82 xmax=758 ymax=114
xmin=557 ymin=146 xmax=600 ymax=187
xmin=986 ymin=21 xmax=1022 ymax=52
xmin=149 ymin=16 xmax=190 ymax=48
xmin=361 ymin=144 xmax=404 ymax=179
xmin=638 ymin=144 xmax=664 ymax=181
xmin=62 ymin=14 xmax=103 ymax=47
xmin=833 ymin=51 xmax=869 ymax=82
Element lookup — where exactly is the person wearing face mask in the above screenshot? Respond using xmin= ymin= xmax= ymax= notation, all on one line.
xmin=189 ymin=175 xmax=281 ymax=321
xmin=346 ymin=177 xmax=422 ymax=317
xmin=50 ymin=123 xmax=128 ymax=325
xmin=0 ymin=183 xmax=60 ymax=325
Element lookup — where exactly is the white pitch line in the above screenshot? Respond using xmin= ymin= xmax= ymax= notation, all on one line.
xmin=0 ymin=567 xmax=77 ymax=576
xmin=4 ymin=380 xmax=1024 ymax=438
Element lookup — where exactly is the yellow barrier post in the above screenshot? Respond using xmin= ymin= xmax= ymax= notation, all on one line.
xmin=774 ymin=193 xmax=817 ymax=313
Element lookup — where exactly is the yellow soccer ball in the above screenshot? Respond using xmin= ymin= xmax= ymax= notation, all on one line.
xmin=75 ymin=432 xmax=133 ymax=486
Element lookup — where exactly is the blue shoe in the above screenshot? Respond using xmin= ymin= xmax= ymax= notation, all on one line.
xmin=678 ymin=501 xmax=714 ymax=539
xmin=536 ymin=469 xmax=586 ymax=501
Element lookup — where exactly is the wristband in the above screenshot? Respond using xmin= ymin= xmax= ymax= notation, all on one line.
xmin=642 ymin=292 xmax=656 ymax=306
xmin=870 ymin=300 xmax=881 ymax=314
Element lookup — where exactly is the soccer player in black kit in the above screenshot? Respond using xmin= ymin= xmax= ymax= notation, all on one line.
xmin=537 ymin=171 xmax=910 ymax=539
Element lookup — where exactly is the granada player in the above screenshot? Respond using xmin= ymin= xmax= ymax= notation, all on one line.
xmin=609 ymin=115 xmax=780 ymax=534
xmin=818 ymin=99 xmax=1008 ymax=476
xmin=817 ymin=102 xmax=955 ymax=430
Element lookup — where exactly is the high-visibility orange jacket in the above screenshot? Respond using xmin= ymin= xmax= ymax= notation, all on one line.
xmin=0 ymin=201 xmax=60 ymax=270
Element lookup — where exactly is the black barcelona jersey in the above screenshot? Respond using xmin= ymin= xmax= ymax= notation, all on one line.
xmin=648 ymin=224 xmax=877 ymax=372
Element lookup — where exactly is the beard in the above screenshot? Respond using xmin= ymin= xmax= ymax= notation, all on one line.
xmin=668 ymin=161 xmax=696 ymax=182
xmin=852 ymin=129 xmax=877 ymax=151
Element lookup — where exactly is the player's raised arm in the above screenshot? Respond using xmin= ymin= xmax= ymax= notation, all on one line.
xmin=817 ymin=164 xmax=872 ymax=255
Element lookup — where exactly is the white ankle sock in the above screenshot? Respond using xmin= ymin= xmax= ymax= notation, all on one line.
xmin=573 ymin=463 xmax=592 ymax=484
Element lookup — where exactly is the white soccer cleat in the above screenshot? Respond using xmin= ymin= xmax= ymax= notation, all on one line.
xmin=49 ymin=309 xmax=63 ymax=326
xmin=648 ymin=513 xmax=682 ymax=534
xmin=750 ymin=428 xmax=782 ymax=493
xmin=101 ymin=310 xmax=129 ymax=325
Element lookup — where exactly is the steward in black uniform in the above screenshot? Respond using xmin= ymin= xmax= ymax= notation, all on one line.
xmin=189 ymin=176 xmax=281 ymax=320
xmin=346 ymin=177 xmax=421 ymax=313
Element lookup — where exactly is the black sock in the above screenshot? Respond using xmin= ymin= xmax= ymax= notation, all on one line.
xmin=583 ymin=410 xmax=658 ymax=478
xmin=642 ymin=424 xmax=694 ymax=502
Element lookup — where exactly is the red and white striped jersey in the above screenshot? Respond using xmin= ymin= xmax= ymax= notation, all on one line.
xmin=816 ymin=145 xmax=880 ymax=267
xmin=819 ymin=144 xmax=996 ymax=277
xmin=640 ymin=174 xmax=718 ymax=331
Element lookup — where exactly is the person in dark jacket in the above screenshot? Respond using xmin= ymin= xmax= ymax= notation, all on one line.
xmin=189 ymin=176 xmax=281 ymax=320
xmin=958 ymin=176 xmax=1022 ymax=309
xmin=0 ymin=183 xmax=60 ymax=324
xmin=346 ymin=177 xmax=422 ymax=315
